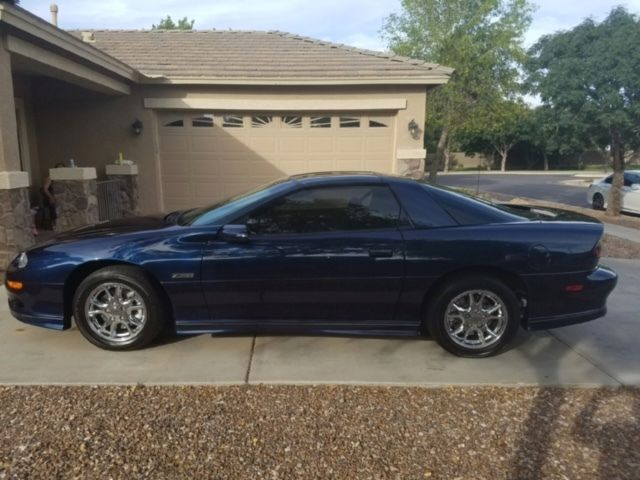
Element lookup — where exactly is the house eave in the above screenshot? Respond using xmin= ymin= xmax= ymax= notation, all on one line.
xmin=0 ymin=3 xmax=136 ymax=82
xmin=6 ymin=35 xmax=130 ymax=95
xmin=139 ymin=75 xmax=451 ymax=87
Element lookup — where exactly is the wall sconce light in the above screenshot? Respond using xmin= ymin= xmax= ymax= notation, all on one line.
xmin=131 ymin=119 xmax=143 ymax=135
xmin=408 ymin=119 xmax=420 ymax=139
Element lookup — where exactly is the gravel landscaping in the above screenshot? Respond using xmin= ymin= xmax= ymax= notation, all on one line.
xmin=602 ymin=234 xmax=640 ymax=259
xmin=1 ymin=385 xmax=639 ymax=479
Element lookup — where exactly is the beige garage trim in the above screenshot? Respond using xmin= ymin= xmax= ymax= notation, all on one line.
xmin=145 ymin=97 xmax=407 ymax=111
xmin=158 ymin=111 xmax=396 ymax=212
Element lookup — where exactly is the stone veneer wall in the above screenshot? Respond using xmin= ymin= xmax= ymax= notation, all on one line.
xmin=398 ymin=158 xmax=425 ymax=179
xmin=54 ymin=179 xmax=99 ymax=232
xmin=0 ymin=187 xmax=35 ymax=269
xmin=108 ymin=175 xmax=139 ymax=217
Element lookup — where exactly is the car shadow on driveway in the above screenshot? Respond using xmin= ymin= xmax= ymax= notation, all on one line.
xmin=507 ymin=258 xmax=635 ymax=479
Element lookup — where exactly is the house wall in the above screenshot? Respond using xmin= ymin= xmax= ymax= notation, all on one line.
xmin=35 ymin=83 xmax=428 ymax=214
xmin=12 ymin=75 xmax=42 ymax=202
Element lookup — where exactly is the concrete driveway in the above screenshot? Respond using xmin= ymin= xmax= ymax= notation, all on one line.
xmin=0 ymin=258 xmax=637 ymax=387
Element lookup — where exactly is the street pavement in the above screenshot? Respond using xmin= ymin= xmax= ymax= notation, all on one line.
xmin=438 ymin=172 xmax=640 ymax=241
xmin=0 ymin=258 xmax=636 ymax=387
xmin=438 ymin=173 xmax=594 ymax=208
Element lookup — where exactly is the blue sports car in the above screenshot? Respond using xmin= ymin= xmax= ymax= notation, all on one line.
xmin=5 ymin=173 xmax=617 ymax=357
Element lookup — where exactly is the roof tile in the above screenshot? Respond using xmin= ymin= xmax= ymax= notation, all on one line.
xmin=68 ymin=30 xmax=453 ymax=82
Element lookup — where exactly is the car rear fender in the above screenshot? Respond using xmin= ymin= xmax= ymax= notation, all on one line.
xmin=531 ymin=221 xmax=604 ymax=273
xmin=419 ymin=266 xmax=529 ymax=333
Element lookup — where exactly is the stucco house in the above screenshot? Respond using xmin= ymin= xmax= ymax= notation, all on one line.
xmin=0 ymin=2 xmax=451 ymax=267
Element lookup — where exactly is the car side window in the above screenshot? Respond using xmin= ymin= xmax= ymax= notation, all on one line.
xmin=624 ymin=173 xmax=640 ymax=187
xmin=604 ymin=175 xmax=613 ymax=184
xmin=244 ymin=185 xmax=400 ymax=235
xmin=389 ymin=182 xmax=457 ymax=228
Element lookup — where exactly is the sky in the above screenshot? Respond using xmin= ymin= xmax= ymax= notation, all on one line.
xmin=18 ymin=0 xmax=640 ymax=51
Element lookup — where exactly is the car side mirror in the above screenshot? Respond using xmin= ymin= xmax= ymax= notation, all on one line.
xmin=219 ymin=224 xmax=250 ymax=243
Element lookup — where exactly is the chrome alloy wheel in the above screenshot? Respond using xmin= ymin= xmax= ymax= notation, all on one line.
xmin=84 ymin=282 xmax=147 ymax=343
xmin=444 ymin=290 xmax=508 ymax=349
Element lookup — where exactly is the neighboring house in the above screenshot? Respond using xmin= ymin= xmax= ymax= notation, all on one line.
xmin=0 ymin=2 xmax=451 ymax=267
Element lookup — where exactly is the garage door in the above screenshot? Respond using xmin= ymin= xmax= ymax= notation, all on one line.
xmin=157 ymin=112 xmax=395 ymax=211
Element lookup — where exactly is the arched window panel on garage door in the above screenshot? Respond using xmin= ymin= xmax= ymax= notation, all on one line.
xmin=368 ymin=117 xmax=390 ymax=128
xmin=339 ymin=116 xmax=361 ymax=128
xmin=162 ymin=115 xmax=185 ymax=128
xmin=282 ymin=115 xmax=303 ymax=128
xmin=222 ymin=114 xmax=245 ymax=128
xmin=192 ymin=114 xmax=214 ymax=127
xmin=251 ymin=115 xmax=274 ymax=128
xmin=310 ymin=116 xmax=332 ymax=128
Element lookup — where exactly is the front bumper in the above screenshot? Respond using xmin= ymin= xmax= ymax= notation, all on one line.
xmin=524 ymin=265 xmax=618 ymax=330
xmin=5 ymin=267 xmax=67 ymax=330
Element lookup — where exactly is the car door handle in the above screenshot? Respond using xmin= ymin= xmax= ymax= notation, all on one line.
xmin=369 ymin=248 xmax=394 ymax=258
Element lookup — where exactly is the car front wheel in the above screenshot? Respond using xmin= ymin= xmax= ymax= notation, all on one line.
xmin=426 ymin=275 xmax=520 ymax=358
xmin=73 ymin=266 xmax=166 ymax=350
xmin=592 ymin=193 xmax=605 ymax=210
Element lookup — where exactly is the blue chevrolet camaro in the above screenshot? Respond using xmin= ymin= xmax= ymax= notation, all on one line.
xmin=5 ymin=173 xmax=617 ymax=357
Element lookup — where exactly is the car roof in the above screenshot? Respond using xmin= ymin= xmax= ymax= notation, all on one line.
xmin=288 ymin=171 xmax=385 ymax=186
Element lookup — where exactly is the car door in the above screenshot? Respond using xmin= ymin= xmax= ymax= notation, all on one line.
xmin=201 ymin=184 xmax=405 ymax=324
xmin=623 ymin=173 xmax=640 ymax=212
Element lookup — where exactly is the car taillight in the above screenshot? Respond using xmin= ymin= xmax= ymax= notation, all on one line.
xmin=565 ymin=284 xmax=584 ymax=292
xmin=594 ymin=241 xmax=602 ymax=259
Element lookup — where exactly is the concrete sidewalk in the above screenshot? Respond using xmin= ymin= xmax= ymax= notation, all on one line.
xmin=0 ymin=258 xmax=637 ymax=387
xmin=604 ymin=222 xmax=640 ymax=242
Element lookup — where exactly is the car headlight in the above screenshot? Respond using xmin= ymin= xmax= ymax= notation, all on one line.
xmin=14 ymin=252 xmax=28 ymax=269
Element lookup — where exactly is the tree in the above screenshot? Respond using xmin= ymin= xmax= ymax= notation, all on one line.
xmin=152 ymin=15 xmax=195 ymax=30
xmin=526 ymin=106 xmax=591 ymax=171
xmin=527 ymin=8 xmax=640 ymax=216
xmin=382 ymin=0 xmax=534 ymax=181
xmin=459 ymin=100 xmax=530 ymax=171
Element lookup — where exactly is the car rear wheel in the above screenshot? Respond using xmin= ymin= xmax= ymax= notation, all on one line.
xmin=425 ymin=275 xmax=520 ymax=358
xmin=592 ymin=193 xmax=605 ymax=210
xmin=73 ymin=266 xmax=166 ymax=350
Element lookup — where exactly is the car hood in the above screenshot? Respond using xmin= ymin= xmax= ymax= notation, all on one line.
xmin=53 ymin=215 xmax=171 ymax=241
xmin=499 ymin=204 xmax=601 ymax=223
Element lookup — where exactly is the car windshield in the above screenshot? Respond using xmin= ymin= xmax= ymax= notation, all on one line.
xmin=178 ymin=179 xmax=289 ymax=226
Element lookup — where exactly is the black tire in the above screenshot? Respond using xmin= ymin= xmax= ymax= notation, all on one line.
xmin=73 ymin=265 xmax=167 ymax=350
xmin=592 ymin=193 xmax=605 ymax=210
xmin=425 ymin=275 xmax=520 ymax=358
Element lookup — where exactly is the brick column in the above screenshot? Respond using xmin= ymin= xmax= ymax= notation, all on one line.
xmin=105 ymin=164 xmax=139 ymax=217
xmin=0 ymin=42 xmax=34 ymax=269
xmin=50 ymin=167 xmax=99 ymax=232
